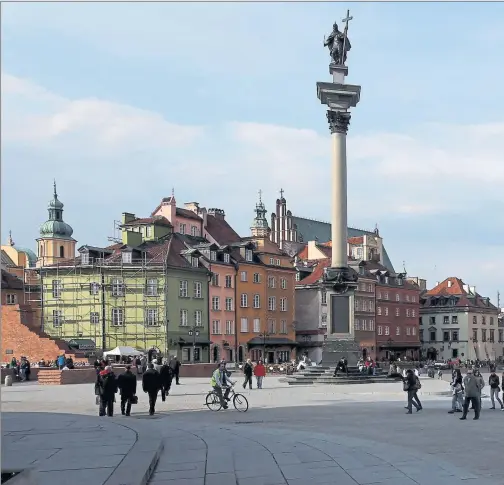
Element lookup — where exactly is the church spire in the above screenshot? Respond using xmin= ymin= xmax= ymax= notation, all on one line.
xmin=251 ymin=190 xmax=270 ymax=237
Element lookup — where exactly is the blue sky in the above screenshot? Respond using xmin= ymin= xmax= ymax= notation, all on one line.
xmin=2 ymin=2 xmax=504 ymax=300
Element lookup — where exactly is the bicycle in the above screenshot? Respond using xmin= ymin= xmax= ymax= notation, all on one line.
xmin=205 ymin=384 xmax=249 ymax=412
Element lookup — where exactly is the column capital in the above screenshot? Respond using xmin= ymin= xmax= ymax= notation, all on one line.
xmin=326 ymin=110 xmax=351 ymax=135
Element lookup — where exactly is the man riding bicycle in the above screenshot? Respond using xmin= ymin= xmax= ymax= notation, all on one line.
xmin=211 ymin=361 xmax=235 ymax=409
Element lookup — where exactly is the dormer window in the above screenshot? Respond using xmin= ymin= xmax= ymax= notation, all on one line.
xmin=191 ymin=257 xmax=199 ymax=267
xmin=224 ymin=253 xmax=230 ymax=264
xmin=146 ymin=226 xmax=152 ymax=237
xmin=81 ymin=253 xmax=90 ymax=265
xmin=245 ymin=249 xmax=253 ymax=262
xmin=397 ymin=278 xmax=403 ymax=285
xmin=122 ymin=252 xmax=132 ymax=264
xmin=384 ymin=276 xmax=389 ymax=284
xmin=210 ymin=250 xmax=217 ymax=261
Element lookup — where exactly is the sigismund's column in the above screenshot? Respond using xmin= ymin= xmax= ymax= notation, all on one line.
xmin=318 ymin=13 xmax=362 ymax=367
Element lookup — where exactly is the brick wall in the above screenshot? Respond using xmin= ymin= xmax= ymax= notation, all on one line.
xmin=1 ymin=304 xmax=86 ymax=364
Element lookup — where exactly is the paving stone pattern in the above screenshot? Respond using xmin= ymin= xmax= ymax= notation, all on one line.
xmin=149 ymin=424 xmax=501 ymax=485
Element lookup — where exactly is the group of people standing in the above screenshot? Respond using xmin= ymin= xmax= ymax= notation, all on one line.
xmin=94 ymin=356 xmax=181 ymax=417
xmin=242 ymin=359 xmax=266 ymax=389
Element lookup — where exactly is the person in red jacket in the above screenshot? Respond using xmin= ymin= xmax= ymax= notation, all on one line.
xmin=254 ymin=360 xmax=266 ymax=389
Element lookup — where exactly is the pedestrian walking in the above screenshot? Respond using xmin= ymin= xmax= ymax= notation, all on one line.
xmin=403 ymin=369 xmax=422 ymax=414
xmin=448 ymin=370 xmax=464 ymax=414
xmin=117 ymin=365 xmax=137 ymax=416
xmin=142 ymin=363 xmax=161 ymax=416
xmin=254 ymin=359 xmax=266 ymax=389
xmin=169 ymin=356 xmax=181 ymax=385
xmin=460 ymin=369 xmax=483 ymax=420
xmin=160 ymin=359 xmax=173 ymax=401
xmin=243 ymin=359 xmax=253 ymax=390
xmin=488 ymin=371 xmax=503 ymax=410
xmin=135 ymin=356 xmax=143 ymax=375
xmin=96 ymin=366 xmax=118 ymax=417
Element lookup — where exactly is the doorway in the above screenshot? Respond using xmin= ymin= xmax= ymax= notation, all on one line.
xmin=362 ymin=348 xmax=367 ymax=360
xmin=212 ymin=346 xmax=219 ymax=363
xmin=267 ymin=351 xmax=275 ymax=364
xmin=238 ymin=346 xmax=244 ymax=363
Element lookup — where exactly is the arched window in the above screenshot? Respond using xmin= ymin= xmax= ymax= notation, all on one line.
xmin=59 ymin=246 xmax=64 ymax=258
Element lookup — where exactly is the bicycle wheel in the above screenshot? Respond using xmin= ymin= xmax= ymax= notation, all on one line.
xmin=205 ymin=392 xmax=222 ymax=411
xmin=233 ymin=393 xmax=249 ymax=412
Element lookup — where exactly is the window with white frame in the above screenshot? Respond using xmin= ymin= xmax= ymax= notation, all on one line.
xmin=224 ymin=253 xmax=230 ymax=264
xmin=385 ymin=307 xmax=389 ymax=316
xmin=412 ymin=309 xmax=416 ymax=317
xmin=268 ymin=276 xmax=276 ymax=288
xmin=225 ymin=275 xmax=232 ymax=288
xmin=355 ymin=319 xmax=360 ymax=331
xmin=395 ymin=308 xmax=400 ymax=317
xmin=367 ymin=284 xmax=372 ymax=292
xmin=146 ymin=225 xmax=153 ymax=237
xmin=253 ymin=273 xmax=261 ymax=283
xmin=378 ymin=325 xmax=383 ymax=335
xmin=377 ymin=306 xmax=382 ymax=316
xmin=385 ymin=325 xmax=390 ymax=336
xmin=212 ymin=320 xmax=221 ymax=334
xmin=412 ymin=295 xmax=416 ymax=303
xmin=368 ymin=300 xmax=374 ymax=312
xmin=355 ymin=299 xmax=361 ymax=311
xmin=362 ymin=320 xmax=368 ymax=331
xmin=377 ymin=291 xmax=382 ymax=299
xmin=89 ymin=282 xmax=100 ymax=295
xmin=268 ymin=296 xmax=276 ymax=311
xmin=225 ymin=297 xmax=233 ymax=311
xmin=240 ymin=271 xmax=247 ymax=282
xmin=269 ymin=257 xmax=274 ymax=265
xmin=81 ymin=252 xmax=90 ymax=265
xmin=280 ymin=320 xmax=287 ymax=334
xmin=276 ymin=259 xmax=280 ymax=265
xmin=253 ymin=294 xmax=260 ymax=308
xmin=245 ymin=249 xmax=253 ymax=262
xmin=406 ymin=309 xmax=411 ymax=317
xmin=52 ymin=280 xmax=62 ymax=299
xmin=280 ymin=297 xmax=287 ymax=312
xmin=179 ymin=280 xmax=188 ymax=297
xmin=240 ymin=293 xmax=248 ymax=307
xmin=253 ymin=318 xmax=260 ymax=333
xmin=90 ymin=312 xmax=99 ymax=324
xmin=212 ymin=296 xmax=220 ymax=311
xmin=396 ymin=326 xmax=400 ymax=335
xmin=191 ymin=257 xmax=199 ymax=267
xmin=268 ymin=319 xmax=276 ymax=333
xmin=321 ymin=291 xmax=327 ymax=305
xmin=111 ymin=308 xmax=124 ymax=326
xmin=210 ymin=250 xmax=217 ymax=261
xmin=122 ymin=252 xmax=132 ymax=264
xmin=406 ymin=294 xmax=410 ymax=302
xmin=369 ymin=319 xmax=375 ymax=331
xmin=194 ymin=281 xmax=202 ymax=298
xmin=295 ymin=273 xmax=300 ymax=281
xmin=194 ymin=310 xmax=202 ymax=326
xmin=384 ymin=291 xmax=389 ymax=300
xmin=191 ymin=225 xmax=197 ymax=237
xmin=111 ymin=278 xmax=124 ymax=297
xmin=180 ymin=309 xmax=188 ymax=326
xmin=412 ymin=327 xmax=416 ymax=336
xmin=395 ymin=293 xmax=400 ymax=301
xmin=146 ymin=278 xmax=158 ymax=296
xmin=385 ymin=276 xmax=389 ymax=284
xmin=145 ymin=308 xmax=158 ymax=326
xmin=52 ymin=310 xmax=63 ymax=326
xmin=211 ymin=273 xmax=220 ymax=286
xmin=240 ymin=317 xmax=248 ymax=332
xmin=6 ymin=294 xmax=17 ymax=305
xmin=179 ymin=223 xmax=186 ymax=234
xmin=225 ymin=320 xmax=235 ymax=335
xmin=406 ymin=327 xmax=411 ymax=335
xmin=281 ymin=278 xmax=287 ymax=289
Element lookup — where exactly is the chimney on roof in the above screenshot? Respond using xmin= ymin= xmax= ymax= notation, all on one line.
xmin=184 ymin=202 xmax=199 ymax=214
xmin=447 ymin=280 xmax=452 ymax=288
xmin=463 ymin=284 xmax=469 ymax=293
xmin=200 ymin=207 xmax=208 ymax=228
xmin=122 ymin=212 xmax=135 ymax=224
xmin=435 ymin=281 xmax=439 ymax=287
xmin=208 ymin=208 xmax=225 ymax=220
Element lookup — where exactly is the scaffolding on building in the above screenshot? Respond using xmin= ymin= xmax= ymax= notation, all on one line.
xmin=23 ymin=249 xmax=171 ymax=355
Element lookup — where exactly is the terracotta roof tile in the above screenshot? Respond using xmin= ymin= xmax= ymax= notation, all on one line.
xmin=425 ymin=277 xmax=467 ymax=296
xmin=1 ymin=269 xmax=23 ymax=290
xmin=205 ymin=215 xmax=241 ymax=245
xmin=176 ymin=208 xmax=202 ymax=221
xmin=298 ymin=259 xmax=331 ymax=285
xmin=348 ymin=236 xmax=364 ymax=244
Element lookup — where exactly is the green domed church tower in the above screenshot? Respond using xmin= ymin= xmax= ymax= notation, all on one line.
xmin=36 ymin=181 xmax=76 ymax=267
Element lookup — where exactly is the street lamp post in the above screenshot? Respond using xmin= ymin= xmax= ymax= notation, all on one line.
xmin=188 ymin=326 xmax=200 ymax=364
xmin=259 ymin=331 xmax=271 ymax=363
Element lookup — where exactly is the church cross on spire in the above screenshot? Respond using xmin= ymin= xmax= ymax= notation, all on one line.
xmin=53 ymin=179 xmax=58 ymax=198
xmin=258 ymin=189 xmax=263 ymax=203
xmin=280 ymin=188 xmax=284 ymax=199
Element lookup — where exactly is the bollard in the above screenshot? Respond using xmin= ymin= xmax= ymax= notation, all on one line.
xmin=4 ymin=375 xmax=13 ymax=386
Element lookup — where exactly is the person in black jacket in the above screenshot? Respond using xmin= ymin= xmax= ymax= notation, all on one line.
xmin=96 ymin=366 xmax=118 ymax=417
xmin=243 ymin=359 xmax=253 ymax=389
xmin=160 ymin=360 xmax=173 ymax=401
xmin=488 ymin=371 xmax=503 ymax=410
xmin=169 ymin=356 xmax=181 ymax=385
xmin=117 ymin=366 xmax=137 ymax=416
xmin=142 ymin=363 xmax=161 ymax=415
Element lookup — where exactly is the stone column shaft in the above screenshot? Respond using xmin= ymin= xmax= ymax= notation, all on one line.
xmin=331 ymin=131 xmax=348 ymax=268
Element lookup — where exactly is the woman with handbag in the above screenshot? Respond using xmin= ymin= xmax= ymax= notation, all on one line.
xmin=448 ymin=370 xmax=464 ymax=413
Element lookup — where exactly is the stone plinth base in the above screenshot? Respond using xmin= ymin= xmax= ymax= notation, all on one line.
xmin=321 ymin=338 xmax=360 ymax=367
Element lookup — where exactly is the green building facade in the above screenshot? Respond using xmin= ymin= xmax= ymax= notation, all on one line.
xmin=39 ymin=214 xmax=211 ymax=362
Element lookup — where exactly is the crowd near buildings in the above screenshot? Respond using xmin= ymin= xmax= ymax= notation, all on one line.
xmin=2 ymin=184 xmax=503 ymax=365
